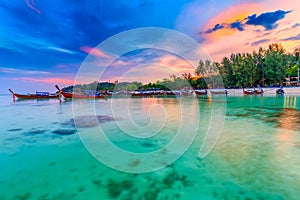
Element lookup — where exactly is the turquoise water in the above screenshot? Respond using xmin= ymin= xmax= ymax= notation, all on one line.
xmin=0 ymin=94 xmax=300 ymax=200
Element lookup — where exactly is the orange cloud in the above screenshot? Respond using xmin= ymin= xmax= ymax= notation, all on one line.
xmin=156 ymin=55 xmax=194 ymax=73
xmin=80 ymin=46 xmax=112 ymax=58
xmin=98 ymin=54 xmax=195 ymax=84
xmin=202 ymin=3 xmax=263 ymax=41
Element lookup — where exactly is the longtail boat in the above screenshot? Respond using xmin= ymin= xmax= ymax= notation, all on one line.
xmin=276 ymin=88 xmax=284 ymax=95
xmin=243 ymin=89 xmax=254 ymax=95
xmin=55 ymin=85 xmax=105 ymax=99
xmin=210 ymin=89 xmax=228 ymax=95
xmin=9 ymin=89 xmax=59 ymax=99
xmin=254 ymin=88 xmax=263 ymax=95
xmin=195 ymin=89 xmax=207 ymax=95
xmin=243 ymin=88 xmax=263 ymax=95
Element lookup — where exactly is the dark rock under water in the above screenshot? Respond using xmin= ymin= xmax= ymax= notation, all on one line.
xmin=7 ymin=128 xmax=23 ymax=132
xmin=52 ymin=129 xmax=76 ymax=135
xmin=65 ymin=115 xmax=117 ymax=128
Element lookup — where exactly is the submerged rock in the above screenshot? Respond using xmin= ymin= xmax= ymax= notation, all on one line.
xmin=67 ymin=115 xmax=117 ymax=128
xmin=29 ymin=129 xmax=48 ymax=134
xmin=106 ymin=179 xmax=134 ymax=198
xmin=52 ymin=129 xmax=76 ymax=135
xmin=23 ymin=129 xmax=48 ymax=135
xmin=7 ymin=128 xmax=23 ymax=132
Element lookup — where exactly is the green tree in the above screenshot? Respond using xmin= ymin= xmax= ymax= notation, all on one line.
xmin=264 ymin=43 xmax=288 ymax=85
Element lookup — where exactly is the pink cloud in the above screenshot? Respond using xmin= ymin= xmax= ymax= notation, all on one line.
xmin=98 ymin=54 xmax=195 ymax=84
xmin=156 ymin=55 xmax=194 ymax=73
xmin=80 ymin=46 xmax=112 ymax=58
xmin=24 ymin=0 xmax=41 ymax=14
xmin=10 ymin=77 xmax=75 ymax=85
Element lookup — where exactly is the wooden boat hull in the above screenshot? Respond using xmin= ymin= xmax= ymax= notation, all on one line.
xmin=243 ymin=89 xmax=263 ymax=95
xmin=9 ymin=89 xmax=59 ymax=99
xmin=254 ymin=90 xmax=263 ymax=95
xmin=195 ymin=90 xmax=207 ymax=95
xmin=14 ymin=94 xmax=58 ymax=99
xmin=55 ymin=85 xmax=105 ymax=99
xmin=243 ymin=90 xmax=254 ymax=95
xmin=60 ymin=92 xmax=105 ymax=99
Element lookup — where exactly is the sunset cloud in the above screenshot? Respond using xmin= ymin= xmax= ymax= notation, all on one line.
xmin=246 ymin=10 xmax=291 ymax=30
xmin=97 ymin=49 xmax=194 ymax=84
xmin=10 ymin=77 xmax=75 ymax=85
xmin=80 ymin=46 xmax=112 ymax=59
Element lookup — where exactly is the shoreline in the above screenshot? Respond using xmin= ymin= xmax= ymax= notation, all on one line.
xmin=1 ymin=87 xmax=300 ymax=96
xmin=226 ymin=87 xmax=300 ymax=95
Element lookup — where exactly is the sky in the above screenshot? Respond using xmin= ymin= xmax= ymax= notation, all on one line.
xmin=1 ymin=0 xmax=300 ymax=93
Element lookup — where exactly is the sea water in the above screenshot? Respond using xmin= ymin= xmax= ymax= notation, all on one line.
xmin=0 ymin=94 xmax=300 ymax=200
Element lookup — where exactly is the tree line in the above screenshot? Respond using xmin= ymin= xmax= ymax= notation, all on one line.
xmin=195 ymin=43 xmax=300 ymax=88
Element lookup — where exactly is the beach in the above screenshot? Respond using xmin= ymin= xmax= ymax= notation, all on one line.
xmin=226 ymin=87 xmax=300 ymax=95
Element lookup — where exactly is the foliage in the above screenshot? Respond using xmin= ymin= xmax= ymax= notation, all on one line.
xmin=196 ymin=43 xmax=296 ymax=88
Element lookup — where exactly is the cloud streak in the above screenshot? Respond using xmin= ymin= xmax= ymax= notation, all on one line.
xmin=283 ymin=33 xmax=300 ymax=41
xmin=0 ymin=67 xmax=51 ymax=75
xmin=251 ymin=39 xmax=270 ymax=46
xmin=24 ymin=0 xmax=41 ymax=14
xmin=80 ymin=46 xmax=112 ymax=58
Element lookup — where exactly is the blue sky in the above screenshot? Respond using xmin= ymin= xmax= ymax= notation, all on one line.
xmin=1 ymin=0 xmax=300 ymax=93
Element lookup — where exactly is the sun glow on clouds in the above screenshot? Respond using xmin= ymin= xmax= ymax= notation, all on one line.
xmin=115 ymin=64 xmax=184 ymax=83
xmin=201 ymin=3 xmax=263 ymax=41
xmin=99 ymin=52 xmax=194 ymax=83
xmin=195 ymin=0 xmax=300 ymax=61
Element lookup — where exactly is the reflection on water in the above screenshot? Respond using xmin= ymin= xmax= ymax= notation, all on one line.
xmin=277 ymin=108 xmax=300 ymax=131
xmin=0 ymin=95 xmax=300 ymax=199
xmin=284 ymin=96 xmax=297 ymax=109
xmin=226 ymin=96 xmax=300 ymax=132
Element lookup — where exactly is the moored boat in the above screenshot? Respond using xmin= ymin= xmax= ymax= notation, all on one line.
xmin=276 ymin=88 xmax=284 ymax=95
xmin=9 ymin=89 xmax=59 ymax=99
xmin=195 ymin=89 xmax=207 ymax=95
xmin=210 ymin=89 xmax=228 ymax=95
xmin=243 ymin=88 xmax=263 ymax=95
xmin=55 ymin=85 xmax=105 ymax=99
xmin=243 ymin=89 xmax=254 ymax=95
xmin=254 ymin=88 xmax=263 ymax=95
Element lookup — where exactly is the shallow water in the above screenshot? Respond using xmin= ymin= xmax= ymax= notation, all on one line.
xmin=0 ymin=95 xmax=300 ymax=200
